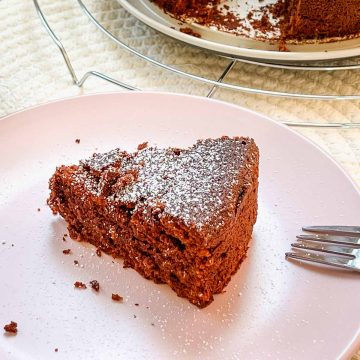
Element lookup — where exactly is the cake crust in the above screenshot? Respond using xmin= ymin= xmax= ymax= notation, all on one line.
xmin=48 ymin=137 xmax=259 ymax=307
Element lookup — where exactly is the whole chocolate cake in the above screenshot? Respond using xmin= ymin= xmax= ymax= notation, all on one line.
xmin=152 ymin=0 xmax=360 ymax=42
xmin=48 ymin=137 xmax=259 ymax=307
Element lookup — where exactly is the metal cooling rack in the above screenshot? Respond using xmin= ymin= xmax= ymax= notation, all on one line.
xmin=33 ymin=0 xmax=360 ymax=128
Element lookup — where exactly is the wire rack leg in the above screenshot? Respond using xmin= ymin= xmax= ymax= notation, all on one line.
xmin=207 ymin=60 xmax=237 ymax=98
xmin=33 ymin=0 xmax=138 ymax=90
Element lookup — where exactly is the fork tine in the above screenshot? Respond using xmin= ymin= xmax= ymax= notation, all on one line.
xmin=296 ymin=234 xmax=360 ymax=248
xmin=285 ymin=251 xmax=360 ymax=272
xmin=286 ymin=226 xmax=360 ymax=272
xmin=302 ymin=226 xmax=360 ymax=237
xmin=291 ymin=241 xmax=356 ymax=259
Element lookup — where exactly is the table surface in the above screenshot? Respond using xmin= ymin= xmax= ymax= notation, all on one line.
xmin=0 ymin=0 xmax=359 ymax=359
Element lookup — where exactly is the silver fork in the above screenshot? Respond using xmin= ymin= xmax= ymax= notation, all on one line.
xmin=285 ymin=226 xmax=360 ymax=272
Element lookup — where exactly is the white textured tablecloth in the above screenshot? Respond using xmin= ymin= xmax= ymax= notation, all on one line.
xmin=0 ymin=0 xmax=359 ymax=358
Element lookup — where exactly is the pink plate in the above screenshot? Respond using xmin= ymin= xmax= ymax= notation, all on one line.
xmin=0 ymin=93 xmax=359 ymax=360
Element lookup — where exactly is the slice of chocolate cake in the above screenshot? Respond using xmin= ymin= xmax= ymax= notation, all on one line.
xmin=48 ymin=137 xmax=259 ymax=307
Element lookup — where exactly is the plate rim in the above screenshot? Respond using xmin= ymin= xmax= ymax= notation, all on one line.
xmin=0 ymin=91 xmax=359 ymax=359
xmin=1 ymin=91 xmax=359 ymax=195
xmin=118 ymin=0 xmax=360 ymax=62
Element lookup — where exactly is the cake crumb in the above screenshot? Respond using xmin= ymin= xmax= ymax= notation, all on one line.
xmin=134 ymin=303 xmax=139 ymax=306
xmin=62 ymin=249 xmax=71 ymax=255
xmin=279 ymin=40 xmax=289 ymax=52
xmin=74 ymin=260 xmax=79 ymax=265
xmin=180 ymin=27 xmax=201 ymax=38
xmin=37 ymin=208 xmax=41 ymax=212
xmin=75 ymin=139 xmax=80 ymax=144
xmin=4 ymin=321 xmax=17 ymax=334
xmin=112 ymin=293 xmax=123 ymax=302
xmin=74 ymin=281 xmax=87 ymax=289
xmin=90 ymin=280 xmax=100 ymax=292
xmin=54 ymin=348 xmax=58 ymax=352
xmin=137 ymin=142 xmax=148 ymax=151
xmin=95 ymin=248 xmax=102 ymax=257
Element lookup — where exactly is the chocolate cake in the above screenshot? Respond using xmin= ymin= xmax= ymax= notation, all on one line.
xmin=152 ymin=0 xmax=360 ymax=42
xmin=48 ymin=137 xmax=259 ymax=308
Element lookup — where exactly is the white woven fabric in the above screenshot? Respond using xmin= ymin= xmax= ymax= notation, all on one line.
xmin=0 ymin=1 xmax=359 ymax=355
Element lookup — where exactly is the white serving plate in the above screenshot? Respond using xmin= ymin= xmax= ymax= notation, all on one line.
xmin=0 ymin=92 xmax=359 ymax=359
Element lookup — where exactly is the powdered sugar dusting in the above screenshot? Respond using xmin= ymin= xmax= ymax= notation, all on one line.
xmin=75 ymin=138 xmax=258 ymax=234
